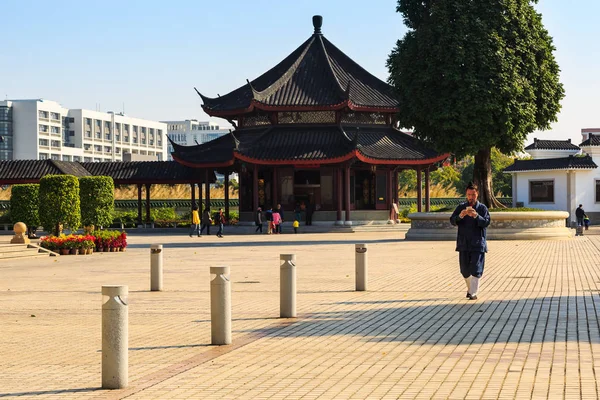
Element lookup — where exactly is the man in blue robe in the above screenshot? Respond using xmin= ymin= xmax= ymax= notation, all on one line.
xmin=450 ymin=183 xmax=491 ymax=300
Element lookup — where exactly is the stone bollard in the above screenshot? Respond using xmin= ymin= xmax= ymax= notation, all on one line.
xmin=150 ymin=244 xmax=163 ymax=291
xmin=355 ymin=244 xmax=368 ymax=291
xmin=10 ymin=222 xmax=30 ymax=244
xmin=210 ymin=266 xmax=231 ymax=345
xmin=280 ymin=254 xmax=297 ymax=318
xmin=102 ymin=285 xmax=128 ymax=389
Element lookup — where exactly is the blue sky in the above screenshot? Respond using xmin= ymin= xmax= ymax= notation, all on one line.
xmin=1 ymin=0 xmax=598 ymax=146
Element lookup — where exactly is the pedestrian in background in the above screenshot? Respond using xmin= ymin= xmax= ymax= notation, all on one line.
xmin=189 ymin=204 xmax=200 ymax=237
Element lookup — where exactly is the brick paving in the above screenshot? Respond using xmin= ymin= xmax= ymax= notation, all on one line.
xmin=1 ymin=229 xmax=600 ymax=399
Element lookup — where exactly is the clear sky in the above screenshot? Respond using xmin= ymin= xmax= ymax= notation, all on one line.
xmin=1 ymin=0 xmax=597 ymax=147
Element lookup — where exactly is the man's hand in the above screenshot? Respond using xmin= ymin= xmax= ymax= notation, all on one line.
xmin=459 ymin=209 xmax=468 ymax=218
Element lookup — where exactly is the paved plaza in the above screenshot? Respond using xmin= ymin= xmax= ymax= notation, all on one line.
xmin=2 ymin=228 xmax=600 ymax=399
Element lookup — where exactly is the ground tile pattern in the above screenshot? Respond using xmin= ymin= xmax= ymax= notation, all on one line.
xmin=1 ymin=229 xmax=600 ymax=399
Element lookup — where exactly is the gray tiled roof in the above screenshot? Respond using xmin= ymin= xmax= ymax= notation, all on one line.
xmin=504 ymin=155 xmax=597 ymax=172
xmin=198 ymin=34 xmax=398 ymax=113
xmin=524 ymin=139 xmax=580 ymax=151
xmin=580 ymin=135 xmax=600 ymax=147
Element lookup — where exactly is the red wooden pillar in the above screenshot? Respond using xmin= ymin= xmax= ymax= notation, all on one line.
xmin=344 ymin=166 xmax=351 ymax=223
xmin=145 ymin=183 xmax=151 ymax=224
xmin=416 ymin=167 xmax=422 ymax=212
xmin=137 ymin=184 xmax=142 ymax=225
xmin=224 ymin=172 xmax=230 ymax=222
xmin=253 ymin=166 xmax=259 ymax=212
xmin=272 ymin=168 xmax=278 ymax=207
xmin=425 ymin=167 xmax=431 ymax=212
xmin=336 ymin=167 xmax=343 ymax=223
xmin=204 ymin=170 xmax=210 ymax=211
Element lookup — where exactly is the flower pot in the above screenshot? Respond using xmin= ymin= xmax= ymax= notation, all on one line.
xmin=70 ymin=248 xmax=79 ymax=255
xmin=78 ymin=248 xmax=85 ymax=255
xmin=103 ymin=247 xmax=109 ymax=252
xmin=97 ymin=247 xmax=103 ymax=253
xmin=119 ymin=247 xmax=125 ymax=252
xmin=59 ymin=248 xmax=70 ymax=256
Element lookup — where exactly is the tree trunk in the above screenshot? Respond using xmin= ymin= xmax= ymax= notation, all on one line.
xmin=473 ymin=148 xmax=505 ymax=209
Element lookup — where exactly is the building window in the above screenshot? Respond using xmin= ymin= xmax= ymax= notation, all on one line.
xmin=85 ymin=131 xmax=92 ymax=138
xmin=95 ymin=132 xmax=102 ymax=139
xmin=39 ymin=153 xmax=49 ymax=160
xmin=94 ymin=145 xmax=102 ymax=152
xmin=124 ymin=135 xmax=129 ymax=142
xmin=62 ymin=155 xmax=71 ymax=161
xmin=84 ymin=157 xmax=92 ymax=162
xmin=50 ymin=112 xmax=60 ymax=120
xmin=124 ymin=124 xmax=129 ymax=133
xmin=51 ymin=140 xmax=61 ymax=148
xmin=51 ymin=126 xmax=60 ymax=134
xmin=73 ymin=156 xmax=81 ymax=162
xmin=105 ymin=146 xmax=111 ymax=153
xmin=596 ymin=180 xmax=600 ymax=203
xmin=96 ymin=120 xmax=101 ymax=128
xmin=85 ymin=118 xmax=92 ymax=126
xmin=104 ymin=121 xmax=110 ymax=130
xmin=529 ymin=180 xmax=554 ymax=203
xmin=115 ymin=123 xmax=121 ymax=130
xmin=39 ymin=139 xmax=49 ymax=147
xmin=105 ymin=133 xmax=111 ymax=140
xmin=51 ymin=154 xmax=60 ymax=160
xmin=38 ymin=111 xmax=49 ymax=119
xmin=157 ymin=129 xmax=162 ymax=137
xmin=39 ymin=124 xmax=49 ymax=133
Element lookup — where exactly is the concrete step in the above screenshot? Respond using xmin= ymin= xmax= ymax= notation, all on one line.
xmin=0 ymin=243 xmax=53 ymax=259
xmin=0 ymin=253 xmax=53 ymax=261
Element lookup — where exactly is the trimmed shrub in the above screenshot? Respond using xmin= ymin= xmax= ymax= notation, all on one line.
xmin=39 ymin=175 xmax=81 ymax=235
xmin=79 ymin=176 xmax=114 ymax=229
xmin=10 ymin=184 xmax=40 ymax=233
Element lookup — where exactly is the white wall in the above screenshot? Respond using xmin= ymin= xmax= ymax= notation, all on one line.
xmin=514 ymin=170 xmax=569 ymax=213
xmin=574 ymin=169 xmax=600 ymax=214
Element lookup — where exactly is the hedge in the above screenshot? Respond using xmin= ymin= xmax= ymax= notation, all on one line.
xmin=79 ymin=176 xmax=114 ymax=229
xmin=39 ymin=175 xmax=81 ymax=235
xmin=10 ymin=184 xmax=40 ymax=232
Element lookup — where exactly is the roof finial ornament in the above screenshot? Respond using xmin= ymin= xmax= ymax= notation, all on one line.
xmin=313 ymin=15 xmax=323 ymax=35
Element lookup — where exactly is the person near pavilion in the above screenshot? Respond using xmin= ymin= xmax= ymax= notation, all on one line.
xmin=200 ymin=207 xmax=212 ymax=235
xmin=449 ymin=183 xmax=491 ymax=300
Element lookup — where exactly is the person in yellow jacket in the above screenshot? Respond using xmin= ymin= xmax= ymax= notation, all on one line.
xmin=293 ymin=220 xmax=300 ymax=234
xmin=190 ymin=204 xmax=201 ymax=237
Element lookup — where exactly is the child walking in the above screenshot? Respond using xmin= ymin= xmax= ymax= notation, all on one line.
xmin=189 ymin=204 xmax=200 ymax=237
xmin=293 ymin=220 xmax=299 ymax=234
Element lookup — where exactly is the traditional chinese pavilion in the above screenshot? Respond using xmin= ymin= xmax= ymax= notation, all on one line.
xmin=170 ymin=16 xmax=449 ymax=224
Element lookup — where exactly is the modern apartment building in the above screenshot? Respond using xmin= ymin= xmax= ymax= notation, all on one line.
xmin=163 ymin=119 xmax=229 ymax=161
xmin=0 ymin=99 xmax=167 ymax=161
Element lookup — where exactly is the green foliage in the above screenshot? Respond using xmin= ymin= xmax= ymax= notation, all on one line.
xmin=39 ymin=175 xmax=81 ymax=235
xmin=9 ymin=184 xmax=40 ymax=230
xmin=388 ymin=0 xmax=564 ymax=155
xmin=79 ymin=176 xmax=115 ymax=228
xmin=430 ymin=166 xmax=461 ymax=191
xmin=150 ymin=207 xmax=178 ymax=222
xmin=0 ymin=209 xmax=10 ymax=224
xmin=112 ymin=210 xmax=138 ymax=227
xmin=398 ymin=170 xmax=417 ymax=195
xmin=489 ymin=207 xmax=545 ymax=212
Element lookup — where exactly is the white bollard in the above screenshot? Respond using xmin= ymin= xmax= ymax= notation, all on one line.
xmin=210 ymin=266 xmax=231 ymax=345
xmin=102 ymin=285 xmax=128 ymax=389
xmin=355 ymin=244 xmax=368 ymax=291
xmin=150 ymin=244 xmax=163 ymax=291
xmin=280 ymin=254 xmax=297 ymax=318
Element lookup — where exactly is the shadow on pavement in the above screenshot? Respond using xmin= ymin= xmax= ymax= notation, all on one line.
xmin=0 ymin=387 xmax=102 ymax=398
xmin=242 ymin=295 xmax=599 ymax=345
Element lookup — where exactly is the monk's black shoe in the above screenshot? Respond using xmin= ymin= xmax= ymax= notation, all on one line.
xmin=469 ymin=295 xmax=478 ymax=300
xmin=466 ymin=292 xmax=471 ymax=299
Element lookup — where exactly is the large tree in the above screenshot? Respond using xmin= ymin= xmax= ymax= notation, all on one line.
xmin=387 ymin=0 xmax=564 ymax=207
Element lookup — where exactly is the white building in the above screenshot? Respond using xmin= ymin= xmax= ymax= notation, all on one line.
xmin=505 ymin=130 xmax=600 ymax=222
xmin=163 ymin=119 xmax=229 ymax=161
xmin=0 ymin=99 xmax=167 ymax=162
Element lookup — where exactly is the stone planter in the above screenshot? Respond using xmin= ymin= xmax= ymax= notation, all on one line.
xmin=405 ymin=211 xmax=572 ymax=240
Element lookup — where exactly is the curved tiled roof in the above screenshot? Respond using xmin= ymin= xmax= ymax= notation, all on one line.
xmin=171 ymin=125 xmax=447 ymax=166
xmin=0 ymin=160 xmax=211 ymax=185
xmin=524 ymin=139 xmax=580 ymax=151
xmin=0 ymin=159 xmax=90 ymax=182
xmin=504 ymin=155 xmax=597 ymax=173
xmin=197 ymin=18 xmax=398 ymax=115
xmin=580 ymin=135 xmax=600 ymax=147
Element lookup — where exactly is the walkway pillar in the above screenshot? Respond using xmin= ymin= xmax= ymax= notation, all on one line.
xmin=190 ymin=183 xmax=196 ymax=211
xmin=145 ymin=183 xmax=151 ymax=224
xmin=204 ymin=170 xmax=210 ymax=211
xmin=355 ymin=244 xmax=368 ymax=291
xmin=150 ymin=244 xmax=163 ymax=291
xmin=344 ymin=166 xmax=351 ymax=225
xmin=253 ymin=165 xmax=259 ymax=212
xmin=424 ymin=167 xmax=431 ymax=212
xmin=336 ymin=168 xmax=343 ymax=224
xmin=137 ymin=184 xmax=142 ymax=226
xmin=416 ymin=167 xmax=422 ymax=212
xmin=224 ymin=172 xmax=230 ymax=222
